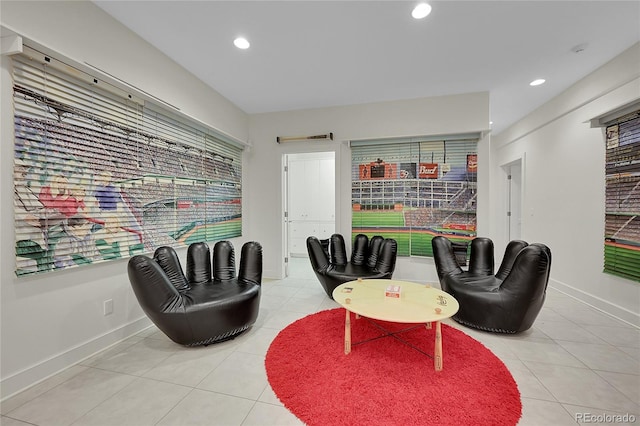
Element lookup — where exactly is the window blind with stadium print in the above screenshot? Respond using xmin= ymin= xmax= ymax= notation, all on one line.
xmin=604 ymin=111 xmax=640 ymax=282
xmin=350 ymin=136 xmax=478 ymax=258
xmin=13 ymin=46 xmax=243 ymax=276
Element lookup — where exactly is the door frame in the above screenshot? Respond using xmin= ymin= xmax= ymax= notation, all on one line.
xmin=282 ymin=150 xmax=336 ymax=277
xmin=282 ymin=154 xmax=290 ymax=277
xmin=500 ymin=153 xmax=525 ymax=243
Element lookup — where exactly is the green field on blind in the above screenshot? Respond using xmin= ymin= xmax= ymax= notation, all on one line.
xmin=352 ymin=210 xmax=406 ymax=227
xmin=179 ymin=218 xmax=242 ymax=245
xmin=604 ymin=244 xmax=640 ymax=282
xmin=352 ymin=210 xmax=472 ymax=257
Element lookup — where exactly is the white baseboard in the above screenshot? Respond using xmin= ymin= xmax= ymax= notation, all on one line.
xmin=1 ymin=316 xmax=152 ymax=401
xmin=550 ymin=279 xmax=640 ymax=328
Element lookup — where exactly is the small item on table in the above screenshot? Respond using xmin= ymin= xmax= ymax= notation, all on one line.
xmin=385 ymin=285 xmax=401 ymax=298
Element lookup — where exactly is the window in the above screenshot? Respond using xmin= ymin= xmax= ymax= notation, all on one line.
xmin=350 ymin=135 xmax=478 ymax=257
xmin=604 ymin=110 xmax=640 ymax=282
xmin=13 ymin=46 xmax=243 ymax=276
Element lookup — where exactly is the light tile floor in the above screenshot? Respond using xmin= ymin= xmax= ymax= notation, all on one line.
xmin=1 ymin=257 xmax=639 ymax=426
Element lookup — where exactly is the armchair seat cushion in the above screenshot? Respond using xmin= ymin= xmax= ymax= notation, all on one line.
xmin=325 ymin=263 xmax=393 ymax=282
xmin=183 ymin=281 xmax=260 ymax=310
xmin=440 ymin=273 xmax=501 ymax=291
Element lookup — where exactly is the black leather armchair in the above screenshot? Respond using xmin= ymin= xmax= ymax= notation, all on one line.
xmin=432 ymin=236 xmax=551 ymax=333
xmin=127 ymin=241 xmax=262 ymax=346
xmin=307 ymin=233 xmax=397 ymax=299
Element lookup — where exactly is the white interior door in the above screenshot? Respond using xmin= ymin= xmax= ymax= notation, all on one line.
xmin=284 ymin=152 xmax=335 ymax=276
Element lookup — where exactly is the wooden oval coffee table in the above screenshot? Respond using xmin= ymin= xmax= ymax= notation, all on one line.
xmin=333 ymin=279 xmax=459 ymax=371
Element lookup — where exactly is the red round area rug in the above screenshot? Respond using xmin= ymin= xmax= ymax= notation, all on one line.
xmin=265 ymin=308 xmax=521 ymax=426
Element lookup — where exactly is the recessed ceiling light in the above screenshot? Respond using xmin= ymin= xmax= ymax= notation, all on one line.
xmin=412 ymin=3 xmax=432 ymax=19
xmin=529 ymin=79 xmax=546 ymax=87
xmin=234 ymin=37 xmax=250 ymax=49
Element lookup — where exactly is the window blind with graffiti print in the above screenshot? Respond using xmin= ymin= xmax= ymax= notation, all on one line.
xmin=13 ymin=47 xmax=243 ymax=276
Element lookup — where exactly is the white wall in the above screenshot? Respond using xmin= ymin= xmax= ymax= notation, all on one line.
xmin=491 ymin=43 xmax=640 ymax=326
xmin=0 ymin=1 xmax=249 ymax=399
xmin=247 ymin=93 xmax=491 ymax=280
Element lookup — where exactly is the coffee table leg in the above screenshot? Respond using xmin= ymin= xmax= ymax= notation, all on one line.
xmin=434 ymin=321 xmax=443 ymax=371
xmin=344 ymin=309 xmax=351 ymax=354
xmin=425 ymin=322 xmax=432 ymax=330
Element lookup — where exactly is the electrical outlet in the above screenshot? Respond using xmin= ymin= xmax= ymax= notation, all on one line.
xmin=103 ymin=299 xmax=114 ymax=316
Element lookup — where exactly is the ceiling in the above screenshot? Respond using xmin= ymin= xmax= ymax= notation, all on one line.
xmin=94 ymin=1 xmax=640 ymax=135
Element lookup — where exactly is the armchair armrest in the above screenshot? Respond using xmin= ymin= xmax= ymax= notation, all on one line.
xmin=375 ymin=239 xmax=397 ymax=274
xmin=499 ymin=244 xmax=551 ymax=297
xmin=239 ymin=241 xmax=263 ymax=286
xmin=307 ymin=236 xmax=330 ymax=271
xmin=128 ymin=255 xmax=183 ymax=312
xmin=153 ymin=246 xmax=190 ymax=292
xmin=432 ymin=236 xmax=463 ymax=280
xmin=495 ymin=240 xmax=528 ymax=280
